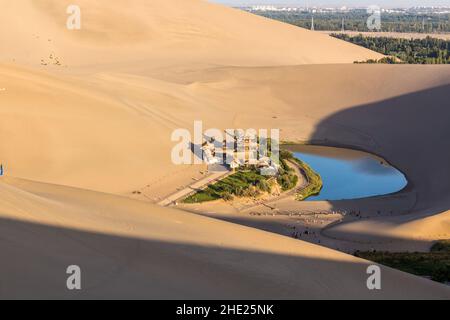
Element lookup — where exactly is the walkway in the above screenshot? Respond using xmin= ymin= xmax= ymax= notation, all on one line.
xmin=158 ymin=169 xmax=231 ymax=207
xmin=238 ymin=159 xmax=308 ymax=212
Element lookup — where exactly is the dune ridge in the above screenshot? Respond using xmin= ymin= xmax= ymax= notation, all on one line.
xmin=0 ymin=176 xmax=449 ymax=299
xmin=0 ymin=0 xmax=383 ymax=70
xmin=0 ymin=0 xmax=449 ymax=298
xmin=324 ymin=210 xmax=450 ymax=244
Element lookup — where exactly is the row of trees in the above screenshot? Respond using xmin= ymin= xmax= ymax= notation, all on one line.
xmin=255 ymin=11 xmax=450 ymax=33
xmin=332 ymin=34 xmax=450 ymax=64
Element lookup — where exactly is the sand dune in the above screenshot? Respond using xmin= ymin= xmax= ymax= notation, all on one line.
xmin=0 ymin=176 xmax=448 ymax=299
xmin=2 ymin=63 xmax=449 ymax=199
xmin=1 ymin=64 xmax=450 ymax=233
xmin=0 ymin=0 xmax=383 ymax=70
xmin=324 ymin=210 xmax=450 ymax=244
xmin=1 ymin=0 xmax=450 ymax=299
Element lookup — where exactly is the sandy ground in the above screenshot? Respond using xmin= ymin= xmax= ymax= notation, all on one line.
xmin=0 ymin=0 xmax=383 ymax=70
xmin=0 ymin=176 xmax=449 ymax=299
xmin=0 ymin=0 xmax=449 ymax=299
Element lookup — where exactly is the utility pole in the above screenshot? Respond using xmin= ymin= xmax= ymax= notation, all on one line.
xmin=342 ymin=17 xmax=345 ymax=32
xmin=311 ymin=16 xmax=315 ymax=31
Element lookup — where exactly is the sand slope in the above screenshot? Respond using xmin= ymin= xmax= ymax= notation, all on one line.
xmin=1 ymin=1 xmax=450 ymax=299
xmin=2 ymin=63 xmax=450 ymax=198
xmin=0 ymin=0 xmax=383 ymax=70
xmin=324 ymin=210 xmax=450 ymax=244
xmin=1 ymin=64 xmax=450 ymax=248
xmin=0 ymin=176 xmax=448 ymax=299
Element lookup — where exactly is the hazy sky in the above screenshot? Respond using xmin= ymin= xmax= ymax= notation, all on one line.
xmin=212 ymin=0 xmax=450 ymax=8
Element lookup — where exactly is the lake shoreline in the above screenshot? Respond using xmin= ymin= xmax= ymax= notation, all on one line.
xmin=177 ymin=142 xmax=424 ymax=256
xmin=283 ymin=143 xmax=408 ymax=201
xmin=282 ymin=141 xmax=413 ymax=197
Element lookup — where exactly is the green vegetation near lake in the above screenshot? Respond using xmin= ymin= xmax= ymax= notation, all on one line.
xmin=293 ymin=158 xmax=323 ymax=201
xmin=183 ymin=169 xmax=273 ymax=204
xmin=183 ymin=150 xmax=323 ymax=204
xmin=355 ymin=240 xmax=450 ymax=283
xmin=332 ymin=34 xmax=450 ymax=64
xmin=431 ymin=239 xmax=450 ymax=252
xmin=280 ymin=150 xmax=323 ymax=201
xmin=278 ymin=150 xmax=299 ymax=191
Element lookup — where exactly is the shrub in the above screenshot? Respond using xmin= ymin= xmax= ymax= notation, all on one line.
xmin=257 ymin=179 xmax=272 ymax=193
xmin=431 ymin=240 xmax=450 ymax=253
xmin=222 ymin=192 xmax=233 ymax=201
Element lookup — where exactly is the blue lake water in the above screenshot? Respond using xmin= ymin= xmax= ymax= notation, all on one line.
xmin=291 ymin=145 xmax=408 ymax=201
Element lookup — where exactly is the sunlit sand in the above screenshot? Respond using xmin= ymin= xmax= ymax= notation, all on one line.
xmin=0 ymin=0 xmax=449 ymax=299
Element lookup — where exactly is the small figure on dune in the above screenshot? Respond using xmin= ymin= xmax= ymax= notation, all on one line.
xmin=0 ymin=164 xmax=4 ymax=176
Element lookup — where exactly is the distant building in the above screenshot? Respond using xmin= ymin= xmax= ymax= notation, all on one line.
xmin=230 ymin=159 xmax=240 ymax=170
xmin=201 ymin=141 xmax=218 ymax=165
xmin=200 ymin=131 xmax=279 ymax=176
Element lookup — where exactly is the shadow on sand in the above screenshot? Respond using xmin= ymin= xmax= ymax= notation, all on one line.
xmin=185 ymin=85 xmax=450 ymax=252
xmin=308 ymin=84 xmax=450 ymax=215
xmin=2 ymin=215 xmax=448 ymax=299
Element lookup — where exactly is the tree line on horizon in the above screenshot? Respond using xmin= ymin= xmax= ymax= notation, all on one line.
xmin=253 ymin=11 xmax=450 ymax=33
xmin=332 ymin=34 xmax=450 ymax=64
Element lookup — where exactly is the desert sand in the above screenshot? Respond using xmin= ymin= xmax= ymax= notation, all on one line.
xmin=1 ymin=176 xmax=449 ymax=299
xmin=1 ymin=0 xmax=383 ymax=70
xmin=0 ymin=0 xmax=449 ymax=299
